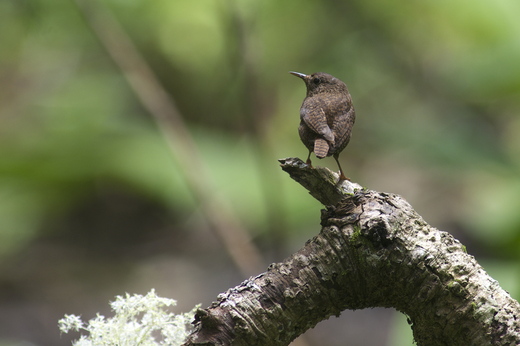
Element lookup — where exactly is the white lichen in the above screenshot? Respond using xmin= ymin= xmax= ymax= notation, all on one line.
xmin=59 ymin=289 xmax=199 ymax=346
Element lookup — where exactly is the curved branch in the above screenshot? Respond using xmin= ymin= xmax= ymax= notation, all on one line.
xmin=278 ymin=157 xmax=362 ymax=205
xmin=184 ymin=158 xmax=520 ymax=346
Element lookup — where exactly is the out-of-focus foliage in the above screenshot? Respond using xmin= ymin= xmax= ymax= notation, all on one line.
xmin=1 ymin=0 xmax=519 ymax=345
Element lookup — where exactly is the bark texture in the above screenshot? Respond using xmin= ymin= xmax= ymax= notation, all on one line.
xmin=183 ymin=158 xmax=520 ymax=346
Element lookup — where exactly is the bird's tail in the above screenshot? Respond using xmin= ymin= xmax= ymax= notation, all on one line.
xmin=314 ymin=138 xmax=329 ymax=158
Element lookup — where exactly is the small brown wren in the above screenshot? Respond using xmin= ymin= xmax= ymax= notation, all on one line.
xmin=289 ymin=71 xmax=356 ymax=181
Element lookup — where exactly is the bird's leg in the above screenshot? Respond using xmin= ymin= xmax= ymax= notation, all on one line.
xmin=334 ymin=154 xmax=350 ymax=181
xmin=306 ymin=150 xmax=313 ymax=168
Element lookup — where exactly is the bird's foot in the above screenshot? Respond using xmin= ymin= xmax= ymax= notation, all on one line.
xmin=338 ymin=171 xmax=350 ymax=181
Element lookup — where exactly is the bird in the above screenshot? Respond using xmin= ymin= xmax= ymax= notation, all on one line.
xmin=289 ymin=71 xmax=356 ymax=181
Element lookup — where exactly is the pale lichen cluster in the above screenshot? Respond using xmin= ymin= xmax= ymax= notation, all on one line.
xmin=59 ymin=289 xmax=198 ymax=346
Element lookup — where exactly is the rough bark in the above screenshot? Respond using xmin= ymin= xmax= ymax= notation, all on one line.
xmin=183 ymin=158 xmax=520 ymax=346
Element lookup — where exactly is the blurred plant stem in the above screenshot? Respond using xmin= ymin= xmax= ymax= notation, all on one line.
xmin=71 ymin=0 xmax=264 ymax=276
xmin=227 ymin=0 xmax=290 ymax=259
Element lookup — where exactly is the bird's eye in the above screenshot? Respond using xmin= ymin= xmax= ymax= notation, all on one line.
xmin=312 ymin=77 xmax=321 ymax=84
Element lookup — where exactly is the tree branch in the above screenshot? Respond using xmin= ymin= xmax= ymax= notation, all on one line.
xmin=184 ymin=158 xmax=520 ymax=346
xmin=277 ymin=158 xmax=363 ymax=205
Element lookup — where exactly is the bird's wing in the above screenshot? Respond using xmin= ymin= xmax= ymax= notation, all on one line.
xmin=331 ymin=101 xmax=355 ymax=149
xmin=300 ymin=103 xmax=335 ymax=144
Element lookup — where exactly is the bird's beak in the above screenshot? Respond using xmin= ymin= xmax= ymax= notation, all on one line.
xmin=289 ymin=71 xmax=307 ymax=80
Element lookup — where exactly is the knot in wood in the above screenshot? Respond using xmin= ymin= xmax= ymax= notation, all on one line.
xmin=320 ymin=191 xmax=364 ymax=227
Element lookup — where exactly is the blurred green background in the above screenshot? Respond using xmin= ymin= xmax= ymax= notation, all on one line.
xmin=1 ymin=0 xmax=520 ymax=345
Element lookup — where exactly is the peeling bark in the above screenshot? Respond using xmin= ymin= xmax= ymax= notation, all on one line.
xmin=183 ymin=158 xmax=520 ymax=346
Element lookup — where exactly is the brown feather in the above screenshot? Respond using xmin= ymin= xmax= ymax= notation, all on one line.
xmin=314 ymin=138 xmax=329 ymax=158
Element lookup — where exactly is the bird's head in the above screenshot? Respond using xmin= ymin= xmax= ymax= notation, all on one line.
xmin=289 ymin=71 xmax=348 ymax=97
